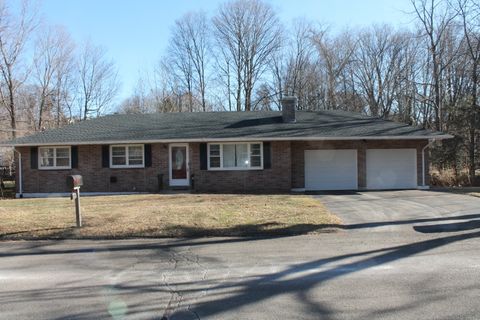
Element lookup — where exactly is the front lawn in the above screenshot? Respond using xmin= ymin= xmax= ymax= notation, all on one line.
xmin=0 ymin=194 xmax=340 ymax=239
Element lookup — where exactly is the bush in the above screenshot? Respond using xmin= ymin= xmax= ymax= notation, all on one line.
xmin=430 ymin=168 xmax=472 ymax=187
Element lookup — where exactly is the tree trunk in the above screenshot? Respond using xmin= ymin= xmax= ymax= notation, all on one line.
xmin=236 ymin=74 xmax=242 ymax=112
xmin=469 ymin=127 xmax=476 ymax=184
xmin=431 ymin=46 xmax=442 ymax=131
xmin=38 ymin=95 xmax=46 ymax=130
xmin=9 ymin=87 xmax=16 ymax=138
xmin=83 ymin=100 xmax=88 ymax=120
xmin=10 ymin=107 xmax=16 ymax=139
xmin=468 ymin=63 xmax=478 ymax=184
xmin=226 ymin=61 xmax=232 ymax=112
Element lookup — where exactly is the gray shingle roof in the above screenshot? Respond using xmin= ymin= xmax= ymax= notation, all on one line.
xmin=1 ymin=110 xmax=451 ymax=146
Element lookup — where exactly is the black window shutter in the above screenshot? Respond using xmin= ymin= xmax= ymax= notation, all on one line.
xmin=30 ymin=147 xmax=38 ymax=169
xmin=71 ymin=146 xmax=78 ymax=168
xmin=102 ymin=145 xmax=110 ymax=168
xmin=144 ymin=144 xmax=152 ymax=167
xmin=263 ymin=142 xmax=271 ymax=169
xmin=200 ymin=143 xmax=207 ymax=170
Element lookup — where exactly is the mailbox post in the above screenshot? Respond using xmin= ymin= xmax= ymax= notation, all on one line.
xmin=72 ymin=187 xmax=82 ymax=227
xmin=67 ymin=175 xmax=83 ymax=228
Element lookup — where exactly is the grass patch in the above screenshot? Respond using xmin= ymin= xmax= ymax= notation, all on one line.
xmin=0 ymin=194 xmax=341 ymax=240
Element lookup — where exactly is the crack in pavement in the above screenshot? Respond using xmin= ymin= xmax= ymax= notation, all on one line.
xmin=160 ymin=245 xmax=239 ymax=319
xmin=161 ymin=272 xmax=184 ymax=319
xmin=180 ymin=246 xmax=208 ymax=319
xmin=161 ymin=250 xmax=183 ymax=319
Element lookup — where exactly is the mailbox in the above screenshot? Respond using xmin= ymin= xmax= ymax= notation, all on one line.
xmin=67 ymin=175 xmax=83 ymax=189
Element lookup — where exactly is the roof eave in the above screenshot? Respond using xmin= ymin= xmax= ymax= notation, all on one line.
xmin=2 ymin=134 xmax=454 ymax=147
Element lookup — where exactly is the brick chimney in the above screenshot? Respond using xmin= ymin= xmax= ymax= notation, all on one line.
xmin=281 ymin=96 xmax=297 ymax=123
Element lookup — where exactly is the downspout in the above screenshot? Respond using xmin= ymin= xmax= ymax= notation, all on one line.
xmin=421 ymin=139 xmax=436 ymax=188
xmin=13 ymin=148 xmax=23 ymax=198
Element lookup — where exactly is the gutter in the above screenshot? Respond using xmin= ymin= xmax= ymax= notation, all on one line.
xmin=12 ymin=148 xmax=23 ymax=198
xmin=421 ymin=139 xmax=437 ymax=188
xmin=0 ymin=134 xmax=454 ymax=147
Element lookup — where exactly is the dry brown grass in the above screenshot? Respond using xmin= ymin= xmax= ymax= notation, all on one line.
xmin=430 ymin=168 xmax=472 ymax=187
xmin=0 ymin=194 xmax=340 ymax=239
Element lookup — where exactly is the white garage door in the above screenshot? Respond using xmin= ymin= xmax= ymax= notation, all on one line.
xmin=366 ymin=149 xmax=417 ymax=190
xmin=305 ymin=149 xmax=358 ymax=190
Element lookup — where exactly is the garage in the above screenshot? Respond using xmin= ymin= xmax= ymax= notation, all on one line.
xmin=305 ymin=149 xmax=358 ymax=190
xmin=366 ymin=149 xmax=417 ymax=190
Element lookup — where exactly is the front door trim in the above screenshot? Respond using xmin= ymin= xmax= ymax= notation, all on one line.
xmin=169 ymin=143 xmax=189 ymax=187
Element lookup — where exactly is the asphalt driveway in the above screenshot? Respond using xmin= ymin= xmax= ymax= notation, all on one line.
xmin=315 ymin=190 xmax=480 ymax=232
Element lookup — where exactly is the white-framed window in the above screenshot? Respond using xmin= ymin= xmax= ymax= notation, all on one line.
xmin=39 ymin=146 xmax=71 ymax=170
xmin=110 ymin=144 xmax=145 ymax=168
xmin=208 ymin=142 xmax=263 ymax=170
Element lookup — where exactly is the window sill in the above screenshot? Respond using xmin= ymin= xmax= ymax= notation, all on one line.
xmin=38 ymin=167 xmax=72 ymax=171
xmin=207 ymin=167 xmax=264 ymax=171
xmin=109 ymin=165 xmax=145 ymax=169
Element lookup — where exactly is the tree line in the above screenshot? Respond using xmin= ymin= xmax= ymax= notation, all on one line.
xmin=0 ymin=0 xmax=478 ymax=184
xmin=0 ymin=0 xmax=120 ymax=141
xmin=119 ymin=0 xmax=479 ymax=184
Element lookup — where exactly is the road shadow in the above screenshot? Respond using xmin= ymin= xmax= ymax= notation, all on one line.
xmin=344 ymin=213 xmax=480 ymax=230
xmin=2 ymin=213 xmax=480 ymax=242
xmin=0 ymin=235 xmax=292 ymax=258
xmin=0 ymin=227 xmax=75 ymax=238
xmin=5 ymin=229 xmax=476 ymax=319
xmin=414 ymin=219 xmax=480 ymax=233
xmin=179 ymin=230 xmax=480 ymax=319
xmin=163 ymin=222 xmax=338 ymax=237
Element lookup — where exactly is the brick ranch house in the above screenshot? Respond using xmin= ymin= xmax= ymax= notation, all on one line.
xmin=1 ymin=98 xmax=451 ymax=197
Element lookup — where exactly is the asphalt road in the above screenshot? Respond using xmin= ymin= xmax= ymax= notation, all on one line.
xmin=1 ymin=229 xmax=479 ymax=319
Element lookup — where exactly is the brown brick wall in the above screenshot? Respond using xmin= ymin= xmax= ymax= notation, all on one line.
xmin=15 ymin=139 xmax=430 ymax=194
xmin=190 ymin=141 xmax=292 ymax=193
xmin=16 ymin=141 xmax=293 ymax=194
xmin=291 ymin=139 xmax=430 ymax=189
xmin=16 ymin=144 xmax=170 ymax=193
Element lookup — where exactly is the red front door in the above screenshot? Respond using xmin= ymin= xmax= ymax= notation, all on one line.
xmin=170 ymin=145 xmax=189 ymax=186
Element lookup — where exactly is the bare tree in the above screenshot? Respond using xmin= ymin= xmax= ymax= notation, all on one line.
xmin=213 ymin=0 xmax=283 ymax=111
xmin=353 ymin=26 xmax=411 ymax=117
xmin=456 ymin=0 xmax=480 ymax=182
xmin=117 ymin=76 xmax=152 ymax=114
xmin=276 ymin=20 xmax=321 ymax=110
xmin=168 ymin=12 xmax=210 ymax=112
xmin=212 ymin=43 xmax=234 ymax=111
xmin=394 ymin=35 xmax=422 ymax=125
xmin=311 ymin=29 xmax=356 ymax=110
xmin=167 ymin=25 xmax=194 ymax=111
xmin=411 ymin=0 xmax=458 ymax=130
xmin=33 ymin=25 xmax=75 ymax=129
xmin=77 ymin=41 xmax=120 ymax=120
xmin=123 ymin=59 xmax=194 ymax=114
xmin=0 ymin=0 xmax=37 ymax=138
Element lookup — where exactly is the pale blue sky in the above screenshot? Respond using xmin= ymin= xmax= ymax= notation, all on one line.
xmin=37 ymin=0 xmax=414 ymax=101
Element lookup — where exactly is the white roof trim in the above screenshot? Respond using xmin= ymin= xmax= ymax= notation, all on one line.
xmin=2 ymin=134 xmax=453 ymax=147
